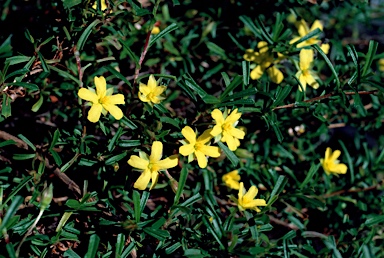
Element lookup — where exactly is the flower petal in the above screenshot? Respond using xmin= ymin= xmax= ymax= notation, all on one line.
xmin=149 ymin=171 xmax=159 ymax=190
xmin=128 ymin=155 xmax=149 ymax=170
xmin=330 ymin=149 xmax=341 ymax=161
xmin=332 ymin=163 xmax=348 ymax=174
xmin=150 ymin=141 xmax=163 ymax=162
xmin=103 ymin=94 xmax=125 ymax=105
xmin=199 ymin=145 xmax=221 ymax=158
xmin=222 ymin=133 xmax=238 ymax=151
xmin=244 ymin=185 xmax=258 ymax=200
xmin=267 ymin=66 xmax=284 ymax=84
xmin=325 ymin=148 xmax=331 ymax=160
xmin=197 ymin=129 xmax=213 ymax=144
xmin=297 ymin=20 xmax=309 ymax=37
xmin=320 ymin=43 xmax=330 ymax=55
xmin=211 ymin=109 xmax=224 ymax=125
xmin=87 ymin=103 xmax=103 ymax=123
xmin=179 ymin=144 xmax=195 ymax=156
xmin=181 ymin=126 xmax=197 ymax=144
xmin=138 ymin=92 xmax=150 ymax=103
xmin=228 ymin=127 xmax=245 ymax=139
xmin=134 ymin=169 xmax=151 ymax=190
xmin=257 ymin=41 xmax=269 ymax=53
xmin=225 ymin=109 xmax=242 ymax=124
xmin=78 ymin=88 xmax=99 ymax=103
xmin=298 ymin=73 xmax=307 ymax=92
xmin=311 ymin=20 xmax=323 ymax=32
xmin=250 ymin=65 xmax=264 ymax=80
xmin=306 ymin=72 xmax=319 ymax=89
xmin=195 ymin=150 xmax=208 ymax=168
xmin=156 ymin=155 xmax=178 ymax=170
xmin=139 ymin=83 xmax=151 ymax=95
xmin=147 ymin=75 xmax=157 ymax=89
xmin=210 ymin=125 xmax=222 ymax=138
xmin=102 ymin=103 xmax=124 ymax=120
xmin=238 ymin=182 xmax=246 ymax=200
xmin=94 ymin=76 xmax=107 ymax=98
xmin=300 ymin=49 xmax=313 ymax=71
xmin=153 ymin=85 xmax=167 ymax=96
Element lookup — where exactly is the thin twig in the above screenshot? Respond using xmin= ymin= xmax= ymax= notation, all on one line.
xmin=273 ymin=90 xmax=378 ymax=110
xmin=133 ymin=31 xmax=152 ymax=94
xmin=322 ymin=179 xmax=384 ymax=198
xmin=0 ymin=130 xmax=28 ymax=150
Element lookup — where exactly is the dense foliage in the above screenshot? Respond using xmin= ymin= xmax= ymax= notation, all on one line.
xmin=1 ymin=0 xmax=384 ymax=257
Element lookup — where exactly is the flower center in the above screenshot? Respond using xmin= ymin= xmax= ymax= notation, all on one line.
xmin=148 ymin=163 xmax=159 ymax=172
xmin=147 ymin=92 xmax=156 ymax=101
xmin=223 ymin=123 xmax=232 ymax=132
xmin=195 ymin=142 xmax=204 ymax=151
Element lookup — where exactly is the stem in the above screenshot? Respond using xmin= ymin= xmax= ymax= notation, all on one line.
xmin=15 ymin=209 xmax=44 ymax=257
xmin=273 ymin=90 xmax=378 ymax=110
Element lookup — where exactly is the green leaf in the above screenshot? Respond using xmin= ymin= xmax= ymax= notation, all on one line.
xmin=174 ymin=166 xmax=188 ymax=205
xmin=338 ymin=140 xmax=354 ymax=183
xmin=133 ymin=190 xmax=141 ymax=223
xmin=12 ymin=153 xmax=36 ymax=160
xmin=85 ymin=234 xmax=100 ymax=258
xmin=108 ymin=127 xmax=124 ymax=152
xmin=299 ymin=163 xmax=321 ymax=189
xmin=221 ymin=88 xmax=257 ymax=102
xmin=31 ymin=95 xmax=44 ymax=112
xmin=239 ymin=16 xmax=262 ymax=40
xmin=115 ymin=233 xmax=125 ymax=257
xmin=313 ymin=44 xmax=340 ymax=89
xmin=364 ymin=215 xmax=384 ymax=227
xmin=49 ymin=129 xmax=60 ymax=150
xmin=17 ymin=134 xmax=35 ymax=151
xmin=0 ymin=195 xmax=23 ymax=232
xmin=105 ymin=152 xmax=127 ymax=166
xmin=242 ymin=61 xmax=250 ymax=86
xmin=105 ymin=65 xmax=132 ymax=89
xmin=293 ymin=28 xmax=322 ymax=47
xmin=64 ymin=249 xmax=81 ymax=258
xmin=268 ymin=175 xmax=287 ymax=203
xmin=4 ymin=81 xmax=39 ymax=91
xmin=50 ymin=150 xmax=63 ymax=166
xmin=143 ymin=227 xmax=170 ymax=241
xmin=118 ymin=39 xmax=139 ymax=68
xmin=63 ymin=0 xmax=82 ymax=9
xmin=2 ymin=95 xmax=11 ymax=118
xmin=77 ymin=19 xmax=102 ymax=52
xmin=149 ymin=23 xmax=178 ymax=48
xmin=362 ymin=40 xmax=378 ymax=77
xmin=220 ymin=75 xmax=243 ymax=101
xmin=5 ymin=56 xmax=31 ymax=66
xmin=217 ymin=141 xmax=239 ymax=167
xmin=0 ymin=140 xmax=16 ymax=148
xmin=118 ymin=140 xmax=141 ymax=148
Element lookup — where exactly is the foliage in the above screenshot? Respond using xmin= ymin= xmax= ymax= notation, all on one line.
xmin=0 ymin=0 xmax=384 ymax=257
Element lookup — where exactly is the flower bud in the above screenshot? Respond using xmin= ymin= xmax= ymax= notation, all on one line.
xmin=41 ymin=183 xmax=53 ymax=210
xmin=234 ymin=148 xmax=254 ymax=159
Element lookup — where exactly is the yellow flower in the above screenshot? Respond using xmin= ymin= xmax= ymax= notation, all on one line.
xmin=128 ymin=141 xmax=178 ymax=190
xmin=222 ymin=170 xmax=241 ymax=190
xmin=78 ymin=76 xmax=125 ymax=123
xmin=295 ymin=49 xmax=319 ymax=92
xmin=151 ymin=26 xmax=160 ymax=35
xmin=243 ymin=41 xmax=284 ymax=84
xmin=92 ymin=0 xmax=108 ymax=11
xmin=179 ymin=126 xmax=220 ymax=168
xmin=237 ymin=182 xmax=266 ymax=212
xmin=290 ymin=19 xmax=329 ymax=54
xmin=210 ymin=108 xmax=245 ymax=151
xmin=138 ymin=75 xmax=167 ymax=106
xmin=320 ymin=147 xmax=348 ymax=176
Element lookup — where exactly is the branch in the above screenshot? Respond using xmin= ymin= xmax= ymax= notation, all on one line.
xmin=273 ymin=90 xmax=378 ymax=110
xmin=0 ymin=130 xmax=28 ymax=150
xmin=322 ymin=179 xmax=384 ymax=198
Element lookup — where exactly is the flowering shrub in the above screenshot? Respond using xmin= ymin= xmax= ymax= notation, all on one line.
xmin=0 ymin=0 xmax=384 ymax=257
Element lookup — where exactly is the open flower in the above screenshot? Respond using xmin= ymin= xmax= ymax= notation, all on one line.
xmin=237 ymin=182 xmax=266 ymax=212
xmin=128 ymin=141 xmax=178 ymax=190
xmin=320 ymin=147 xmax=348 ymax=176
xmin=243 ymin=41 xmax=284 ymax=84
xmin=179 ymin=126 xmax=221 ymax=168
xmin=78 ymin=76 xmax=125 ymax=123
xmin=138 ymin=75 xmax=167 ymax=106
xmin=210 ymin=109 xmax=245 ymax=151
xmin=290 ymin=19 xmax=330 ymax=54
xmin=222 ymin=170 xmax=241 ymax=190
xmin=295 ymin=49 xmax=319 ymax=92
xmin=92 ymin=0 xmax=108 ymax=12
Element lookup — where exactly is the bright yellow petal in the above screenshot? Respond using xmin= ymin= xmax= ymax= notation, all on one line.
xmin=225 ymin=109 xmax=242 ymax=124
xmin=324 ymin=148 xmax=331 ymax=160
xmin=332 ymin=163 xmax=348 ymax=174
xmin=250 ymin=65 xmax=265 ymax=80
xmin=87 ymin=103 xmax=103 ymax=123
xmin=320 ymin=43 xmax=330 ymax=55
xmin=181 ymin=126 xmax=197 ymax=144
xmin=267 ymin=66 xmax=284 ymax=84
xmin=298 ymin=73 xmax=307 ymax=92
xmin=311 ymin=20 xmax=323 ymax=32
xmin=297 ymin=20 xmax=309 ymax=37
xmin=210 ymin=125 xmax=222 ymax=137
xmin=195 ymin=150 xmax=208 ymax=168
xmin=139 ymin=83 xmax=151 ymax=96
xmin=94 ymin=76 xmax=107 ymax=98
xmin=211 ymin=109 xmax=224 ymax=125
xmin=257 ymin=41 xmax=269 ymax=53
xmin=228 ymin=127 xmax=245 ymax=139
xmin=152 ymin=85 xmax=167 ymax=96
xmin=78 ymin=88 xmax=99 ymax=103
xmin=238 ymin=182 xmax=245 ymax=200
xmin=199 ymin=145 xmax=221 ymax=158
xmin=156 ymin=156 xmax=178 ymax=170
xmin=330 ymin=149 xmax=341 ymax=161
xmin=197 ymin=129 xmax=214 ymax=144
xmin=300 ymin=49 xmax=313 ymax=71
xmin=149 ymin=171 xmax=159 ymax=190
xmin=305 ymin=72 xmax=319 ymax=89
xmin=179 ymin=144 xmax=195 ymax=156
xmin=147 ymin=75 xmax=157 ymax=90
xmin=243 ymin=49 xmax=255 ymax=61
xmin=150 ymin=141 xmax=163 ymax=162
xmin=128 ymin=155 xmax=149 ymax=170
xmin=102 ymin=103 xmax=123 ymax=120
xmin=244 ymin=199 xmax=267 ymax=209
xmin=138 ymin=92 xmax=150 ymax=103
xmin=134 ymin=169 xmax=151 ymax=190
xmin=244 ymin=185 xmax=258 ymax=200
xmin=103 ymin=94 xmax=125 ymax=105
xmin=222 ymin=133 xmax=238 ymax=151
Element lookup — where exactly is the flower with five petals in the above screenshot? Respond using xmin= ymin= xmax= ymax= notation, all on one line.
xmin=237 ymin=182 xmax=267 ymax=212
xmin=138 ymin=75 xmax=167 ymax=106
xmin=128 ymin=141 xmax=178 ymax=190
xmin=179 ymin=126 xmax=221 ymax=168
xmin=78 ymin=76 xmax=125 ymax=123
xmin=210 ymin=108 xmax=245 ymax=151
xmin=320 ymin=147 xmax=348 ymax=176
